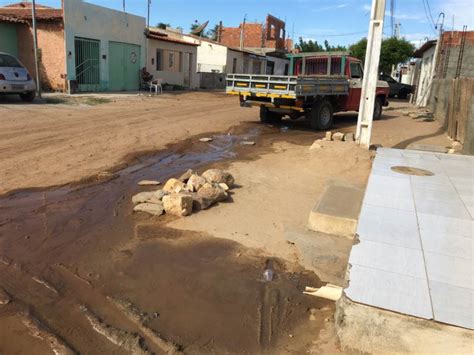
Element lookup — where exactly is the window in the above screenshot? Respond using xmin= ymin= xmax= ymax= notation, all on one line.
xmin=266 ymin=61 xmax=275 ymax=75
xmin=0 ymin=54 xmax=21 ymax=67
xmin=156 ymin=49 xmax=163 ymax=71
xmin=169 ymin=52 xmax=175 ymax=68
xmin=232 ymin=58 xmax=237 ymax=73
xmin=350 ymin=62 xmax=363 ymax=79
xmin=252 ymin=61 xmax=261 ymax=74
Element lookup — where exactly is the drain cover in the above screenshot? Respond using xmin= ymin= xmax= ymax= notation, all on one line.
xmin=391 ymin=166 xmax=435 ymax=176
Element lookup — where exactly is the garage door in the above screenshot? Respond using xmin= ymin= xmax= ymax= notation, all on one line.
xmin=108 ymin=42 xmax=140 ymax=91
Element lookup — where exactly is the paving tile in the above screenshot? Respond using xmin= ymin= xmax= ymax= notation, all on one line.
xmin=357 ymin=204 xmax=421 ymax=249
xmin=430 ymin=281 xmax=474 ymax=329
xmin=349 ymin=240 xmax=426 ymax=278
xmin=414 ymin=198 xmax=472 ymax=220
xmin=420 ymin=232 xmax=472 ymax=260
xmin=377 ymin=148 xmax=404 ymax=157
xmin=364 ymin=191 xmax=415 ymax=211
xmin=424 ymin=251 xmax=474 ymax=289
xmin=345 ymin=265 xmax=433 ymax=319
xmin=417 ymin=213 xmax=474 ymax=239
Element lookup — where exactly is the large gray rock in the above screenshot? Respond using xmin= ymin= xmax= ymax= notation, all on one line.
xmin=133 ymin=202 xmax=164 ymax=216
xmin=191 ymin=193 xmax=213 ymax=211
xmin=186 ymin=174 xmax=207 ymax=192
xmin=201 ymin=169 xmax=235 ymax=187
xmin=132 ymin=191 xmax=162 ymax=205
xmin=163 ymin=178 xmax=186 ymax=193
xmin=162 ymin=193 xmax=193 ymax=216
xmin=197 ymin=183 xmax=228 ymax=206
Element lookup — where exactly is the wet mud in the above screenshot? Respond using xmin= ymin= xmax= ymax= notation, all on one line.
xmin=0 ymin=122 xmax=333 ymax=353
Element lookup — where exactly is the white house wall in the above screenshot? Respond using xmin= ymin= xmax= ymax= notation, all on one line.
xmin=63 ymin=0 xmax=146 ymax=91
xmin=147 ymin=39 xmax=199 ymax=89
xmin=416 ymin=47 xmax=436 ymax=106
xmin=196 ymin=41 xmax=228 ymax=73
xmin=266 ymin=56 xmax=289 ymax=75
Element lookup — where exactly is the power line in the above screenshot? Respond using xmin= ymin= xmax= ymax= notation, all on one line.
xmin=422 ymin=0 xmax=437 ymax=34
xmin=293 ymin=24 xmax=390 ymax=39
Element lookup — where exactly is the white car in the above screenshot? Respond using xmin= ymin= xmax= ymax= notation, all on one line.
xmin=0 ymin=52 xmax=37 ymax=102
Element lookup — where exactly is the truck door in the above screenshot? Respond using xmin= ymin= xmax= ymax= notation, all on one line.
xmin=347 ymin=61 xmax=364 ymax=111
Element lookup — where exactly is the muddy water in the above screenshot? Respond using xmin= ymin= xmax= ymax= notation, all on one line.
xmin=0 ymin=123 xmax=331 ymax=354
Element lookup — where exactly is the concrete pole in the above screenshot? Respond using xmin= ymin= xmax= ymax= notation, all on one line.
xmin=31 ymin=0 xmax=41 ymax=98
xmin=355 ymin=0 xmax=386 ymax=148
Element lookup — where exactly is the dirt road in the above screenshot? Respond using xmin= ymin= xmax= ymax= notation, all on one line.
xmin=0 ymin=93 xmax=453 ymax=353
xmin=0 ymin=92 xmax=257 ymax=195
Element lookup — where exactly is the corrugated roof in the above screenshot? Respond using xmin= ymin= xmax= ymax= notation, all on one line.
xmin=0 ymin=2 xmax=62 ymax=21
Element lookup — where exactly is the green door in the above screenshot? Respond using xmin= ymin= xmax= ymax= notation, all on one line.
xmin=75 ymin=37 xmax=100 ymax=92
xmin=0 ymin=23 xmax=18 ymax=57
xmin=108 ymin=42 xmax=140 ymax=91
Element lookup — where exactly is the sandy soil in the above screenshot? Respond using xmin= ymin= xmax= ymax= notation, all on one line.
xmin=0 ymin=92 xmax=256 ymax=195
xmin=0 ymin=94 xmax=454 ymax=353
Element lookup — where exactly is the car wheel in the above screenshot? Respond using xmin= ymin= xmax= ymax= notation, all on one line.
xmin=310 ymin=100 xmax=333 ymax=130
xmin=398 ymin=89 xmax=408 ymax=100
xmin=20 ymin=91 xmax=36 ymax=102
xmin=373 ymin=97 xmax=383 ymax=120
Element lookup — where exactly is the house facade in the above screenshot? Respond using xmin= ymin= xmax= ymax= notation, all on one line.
xmin=146 ymin=29 xmax=199 ymax=89
xmin=0 ymin=2 xmax=66 ymax=91
xmin=413 ymin=40 xmax=437 ymax=106
xmin=63 ymin=0 xmax=146 ymax=92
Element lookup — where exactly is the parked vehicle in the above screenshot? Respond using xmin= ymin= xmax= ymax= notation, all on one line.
xmin=0 ymin=52 xmax=36 ymax=102
xmin=226 ymin=52 xmax=390 ymax=130
xmin=380 ymin=73 xmax=413 ymax=99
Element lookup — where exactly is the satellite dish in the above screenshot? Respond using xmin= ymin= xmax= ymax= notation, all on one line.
xmin=191 ymin=20 xmax=209 ymax=35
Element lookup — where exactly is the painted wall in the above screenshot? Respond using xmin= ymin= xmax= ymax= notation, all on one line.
xmin=147 ymin=38 xmax=199 ymax=89
xmin=0 ymin=22 xmax=18 ymax=56
xmin=196 ymin=40 xmax=228 ymax=73
xmin=226 ymin=50 xmax=244 ymax=74
xmin=63 ymin=0 xmax=146 ymax=91
xmin=416 ymin=46 xmax=436 ymax=106
xmin=266 ymin=56 xmax=289 ymax=75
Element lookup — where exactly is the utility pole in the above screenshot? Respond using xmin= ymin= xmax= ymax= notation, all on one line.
xmin=355 ymin=0 xmax=386 ymax=148
xmin=31 ymin=0 xmax=41 ymax=98
xmin=240 ymin=14 xmax=247 ymax=50
xmin=145 ymin=0 xmax=151 ymax=70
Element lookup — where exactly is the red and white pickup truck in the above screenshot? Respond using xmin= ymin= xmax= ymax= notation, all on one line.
xmin=226 ymin=51 xmax=390 ymax=130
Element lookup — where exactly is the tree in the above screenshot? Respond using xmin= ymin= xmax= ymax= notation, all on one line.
xmin=349 ymin=37 xmax=415 ymax=73
xmin=207 ymin=24 xmax=220 ymax=41
xmin=156 ymin=22 xmax=170 ymax=30
xmin=296 ymin=37 xmax=347 ymax=53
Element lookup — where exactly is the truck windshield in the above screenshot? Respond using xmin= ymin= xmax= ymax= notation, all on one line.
xmin=0 ymin=54 xmax=22 ymax=68
xmin=350 ymin=62 xmax=363 ymax=79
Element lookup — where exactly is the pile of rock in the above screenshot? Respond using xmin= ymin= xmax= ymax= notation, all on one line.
xmin=132 ymin=169 xmax=234 ymax=217
xmin=310 ymin=131 xmax=355 ymax=150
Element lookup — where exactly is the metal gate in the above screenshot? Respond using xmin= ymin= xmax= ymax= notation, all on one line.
xmin=74 ymin=37 xmax=100 ymax=91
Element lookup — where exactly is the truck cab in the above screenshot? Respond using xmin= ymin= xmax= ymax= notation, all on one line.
xmin=226 ymin=51 xmax=390 ymax=130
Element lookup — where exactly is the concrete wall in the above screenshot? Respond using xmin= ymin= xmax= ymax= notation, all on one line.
xmin=196 ymin=40 xmax=228 ymax=73
xmin=199 ymin=72 xmax=226 ymax=89
xmin=147 ymin=38 xmax=199 ymax=89
xmin=16 ymin=21 xmax=66 ymax=91
xmin=0 ymin=22 xmax=18 ymax=56
xmin=63 ymin=0 xmax=146 ymax=91
xmin=226 ymin=49 xmax=244 ymax=74
xmin=266 ymin=56 xmax=289 ymax=75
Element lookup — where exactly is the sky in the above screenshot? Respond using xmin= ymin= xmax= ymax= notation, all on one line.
xmin=1 ymin=0 xmax=473 ymax=48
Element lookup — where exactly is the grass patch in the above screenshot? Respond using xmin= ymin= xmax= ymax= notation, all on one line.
xmin=83 ymin=97 xmax=112 ymax=105
xmin=45 ymin=97 xmax=74 ymax=105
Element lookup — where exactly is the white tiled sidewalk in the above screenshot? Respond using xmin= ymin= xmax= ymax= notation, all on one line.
xmin=346 ymin=148 xmax=474 ymax=329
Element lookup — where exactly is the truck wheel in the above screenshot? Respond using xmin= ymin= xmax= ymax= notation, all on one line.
xmin=20 ymin=91 xmax=35 ymax=102
xmin=260 ymin=106 xmax=281 ymax=124
xmin=373 ymin=97 xmax=383 ymax=120
xmin=310 ymin=100 xmax=333 ymax=130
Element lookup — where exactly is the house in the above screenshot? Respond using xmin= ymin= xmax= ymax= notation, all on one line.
xmin=0 ymin=2 xmax=66 ymax=91
xmin=146 ymin=28 xmax=199 ymax=89
xmin=0 ymin=0 xmax=147 ymax=93
xmin=220 ymin=14 xmax=293 ymax=53
xmin=413 ymin=39 xmax=437 ymax=106
xmin=63 ymin=0 xmax=146 ymax=92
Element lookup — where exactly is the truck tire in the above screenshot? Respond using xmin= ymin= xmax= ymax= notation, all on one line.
xmin=398 ymin=89 xmax=408 ymax=100
xmin=260 ymin=106 xmax=281 ymax=124
xmin=373 ymin=97 xmax=383 ymax=120
xmin=310 ymin=100 xmax=333 ymax=130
